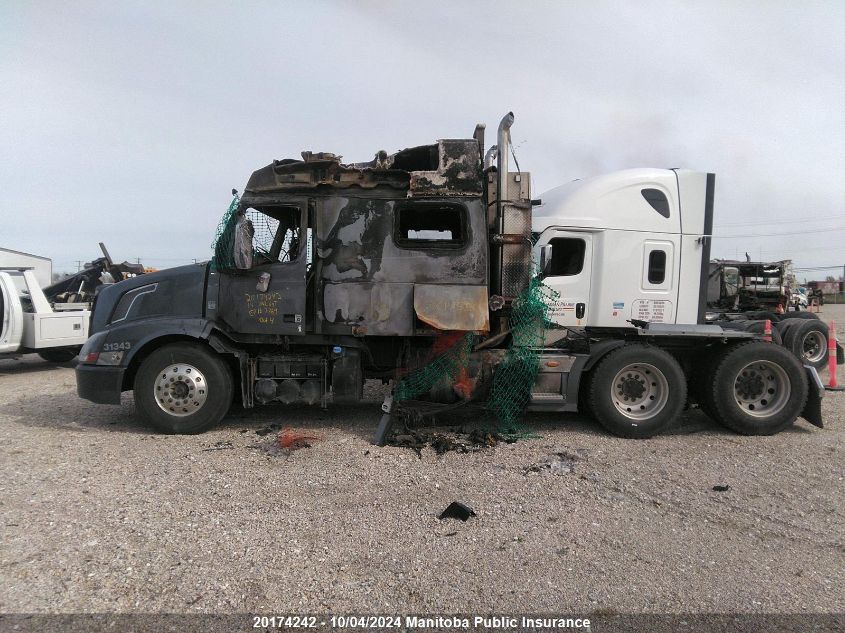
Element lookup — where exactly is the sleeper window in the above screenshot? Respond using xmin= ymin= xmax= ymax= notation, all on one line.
xmin=648 ymin=250 xmax=667 ymax=284
xmin=395 ymin=203 xmax=465 ymax=248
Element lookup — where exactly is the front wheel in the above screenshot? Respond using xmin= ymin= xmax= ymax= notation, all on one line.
xmin=588 ymin=345 xmax=686 ymax=438
xmin=134 ymin=342 xmax=234 ymax=434
xmin=708 ymin=342 xmax=807 ymax=435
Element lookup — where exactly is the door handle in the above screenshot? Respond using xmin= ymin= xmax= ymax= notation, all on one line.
xmin=576 ymin=303 xmax=586 ymax=319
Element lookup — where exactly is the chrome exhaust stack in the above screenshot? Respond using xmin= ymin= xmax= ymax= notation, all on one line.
xmin=496 ymin=111 xmax=514 ymax=228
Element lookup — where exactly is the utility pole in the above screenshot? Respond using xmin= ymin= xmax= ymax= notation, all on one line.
xmin=75 ymin=260 xmax=82 ymax=272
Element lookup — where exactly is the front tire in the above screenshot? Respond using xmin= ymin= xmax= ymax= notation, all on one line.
xmin=588 ymin=345 xmax=686 ymax=438
xmin=708 ymin=342 xmax=807 ymax=435
xmin=134 ymin=343 xmax=234 ymax=434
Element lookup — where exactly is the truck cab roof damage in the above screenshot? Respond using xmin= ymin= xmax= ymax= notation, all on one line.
xmin=244 ymin=139 xmax=483 ymax=198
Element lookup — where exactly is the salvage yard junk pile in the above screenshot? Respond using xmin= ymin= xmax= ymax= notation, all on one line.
xmin=74 ymin=112 xmax=843 ymax=440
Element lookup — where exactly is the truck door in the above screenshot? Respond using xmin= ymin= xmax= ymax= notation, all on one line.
xmin=217 ymin=200 xmax=309 ymax=336
xmin=0 ymin=271 xmax=24 ymax=353
xmin=540 ymin=231 xmax=593 ymax=327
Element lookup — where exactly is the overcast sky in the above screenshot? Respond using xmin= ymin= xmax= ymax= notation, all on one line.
xmin=2 ymin=1 xmax=843 ymax=280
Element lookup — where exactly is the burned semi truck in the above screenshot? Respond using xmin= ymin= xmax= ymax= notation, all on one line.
xmin=76 ymin=113 xmax=828 ymax=439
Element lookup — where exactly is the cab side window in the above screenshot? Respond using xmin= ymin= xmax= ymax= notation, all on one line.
xmin=547 ymin=237 xmax=586 ymax=276
xmin=246 ymin=205 xmax=302 ymax=264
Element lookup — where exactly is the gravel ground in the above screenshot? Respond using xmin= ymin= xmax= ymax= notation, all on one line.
xmin=1 ymin=309 xmax=843 ymax=616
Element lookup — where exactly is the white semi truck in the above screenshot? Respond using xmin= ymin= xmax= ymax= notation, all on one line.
xmin=75 ymin=113 xmax=836 ymax=438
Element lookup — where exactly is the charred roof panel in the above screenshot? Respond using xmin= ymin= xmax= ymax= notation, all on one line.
xmin=244 ymin=139 xmax=482 ymax=198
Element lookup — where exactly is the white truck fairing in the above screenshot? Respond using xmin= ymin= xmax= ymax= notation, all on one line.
xmin=534 ymin=168 xmax=711 ymax=328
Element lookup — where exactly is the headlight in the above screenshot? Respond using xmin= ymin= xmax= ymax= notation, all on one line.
xmin=97 ymin=350 xmax=124 ymax=366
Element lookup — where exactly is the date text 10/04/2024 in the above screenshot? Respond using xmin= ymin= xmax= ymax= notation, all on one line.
xmin=252 ymin=615 xmax=591 ymax=629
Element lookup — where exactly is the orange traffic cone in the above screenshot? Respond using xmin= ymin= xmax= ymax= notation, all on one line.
xmin=763 ymin=319 xmax=772 ymax=343
xmin=826 ymin=320 xmax=844 ymax=391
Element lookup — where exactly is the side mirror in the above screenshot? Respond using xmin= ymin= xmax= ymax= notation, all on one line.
xmin=539 ymin=245 xmax=553 ymax=277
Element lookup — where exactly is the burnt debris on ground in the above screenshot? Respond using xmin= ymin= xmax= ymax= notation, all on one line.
xmin=439 ymin=501 xmax=476 ymax=521
xmin=386 ymin=421 xmax=519 ymax=457
xmin=523 ymin=449 xmax=588 ymax=475
xmin=201 ymin=440 xmax=235 ymax=452
xmin=255 ymin=423 xmax=282 ymax=436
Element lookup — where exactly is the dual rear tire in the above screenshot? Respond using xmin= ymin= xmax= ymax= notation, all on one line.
xmin=778 ymin=319 xmax=829 ymax=369
xmin=701 ymin=342 xmax=808 ymax=435
xmin=584 ymin=341 xmax=808 ymax=438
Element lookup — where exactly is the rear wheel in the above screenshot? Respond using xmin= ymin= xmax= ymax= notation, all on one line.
xmin=134 ymin=343 xmax=234 ymax=434
xmin=775 ymin=318 xmax=800 ymax=342
xmin=708 ymin=342 xmax=807 ymax=435
xmin=783 ymin=320 xmax=829 ymax=369
xmin=588 ymin=345 xmax=686 ymax=438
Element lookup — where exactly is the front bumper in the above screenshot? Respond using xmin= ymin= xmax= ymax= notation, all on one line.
xmin=76 ymin=363 xmax=125 ymax=404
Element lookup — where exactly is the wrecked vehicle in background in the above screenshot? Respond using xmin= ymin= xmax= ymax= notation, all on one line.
xmin=706 ymin=259 xmax=797 ymax=312
xmin=1 ymin=244 xmax=145 ymax=363
xmin=44 ymin=243 xmax=146 ymax=308
xmin=706 ymin=259 xmax=837 ymax=369
xmin=76 ymin=113 xmax=835 ymax=439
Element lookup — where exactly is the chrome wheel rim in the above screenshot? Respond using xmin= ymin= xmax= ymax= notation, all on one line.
xmin=733 ymin=361 xmax=790 ymax=417
xmin=610 ymin=363 xmax=669 ymax=420
xmin=154 ymin=363 xmax=208 ymax=416
xmin=802 ymin=331 xmax=826 ymax=363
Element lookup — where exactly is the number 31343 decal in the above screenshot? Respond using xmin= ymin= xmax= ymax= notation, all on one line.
xmin=102 ymin=341 xmax=131 ymax=352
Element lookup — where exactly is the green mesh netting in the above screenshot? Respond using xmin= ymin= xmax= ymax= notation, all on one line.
xmin=394 ymin=332 xmax=476 ymax=401
xmin=487 ymin=276 xmax=559 ymax=433
xmin=249 ymin=213 xmax=280 ymax=256
xmin=393 ymin=275 xmax=559 ymax=435
xmin=210 ymin=194 xmax=241 ymax=271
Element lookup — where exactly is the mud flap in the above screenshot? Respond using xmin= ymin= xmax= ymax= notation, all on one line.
xmin=372 ymin=392 xmax=395 ymax=446
xmin=800 ymin=365 xmax=824 ymax=428
xmin=837 ymin=341 xmax=844 ymax=365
